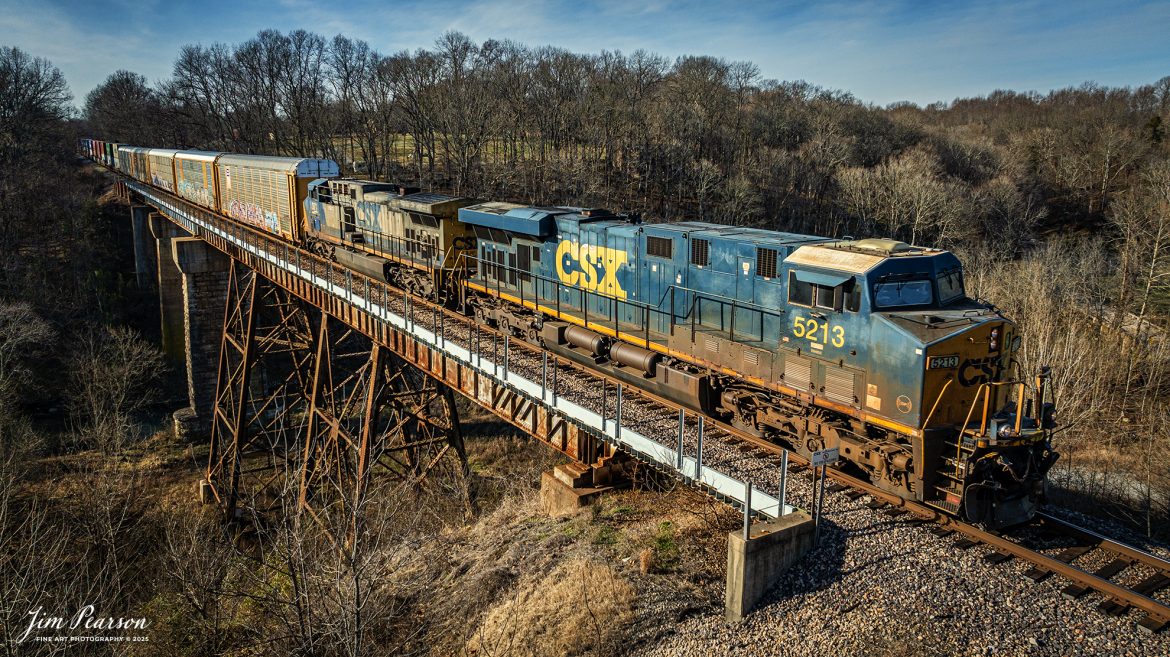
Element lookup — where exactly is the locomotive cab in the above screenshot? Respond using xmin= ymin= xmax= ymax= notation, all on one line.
xmin=784 ymin=239 xmax=1056 ymax=528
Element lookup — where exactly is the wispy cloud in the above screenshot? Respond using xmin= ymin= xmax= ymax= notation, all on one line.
xmin=4 ymin=0 xmax=1168 ymax=108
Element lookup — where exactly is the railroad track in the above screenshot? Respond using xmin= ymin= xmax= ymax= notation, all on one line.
xmin=713 ymin=426 xmax=1170 ymax=634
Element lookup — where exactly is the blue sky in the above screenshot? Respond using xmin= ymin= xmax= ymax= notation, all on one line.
xmin=3 ymin=0 xmax=1168 ymax=108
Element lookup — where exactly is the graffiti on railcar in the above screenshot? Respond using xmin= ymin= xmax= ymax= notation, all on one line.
xmin=151 ymin=174 xmax=175 ymax=193
xmin=177 ymin=181 xmax=214 ymax=209
xmin=228 ymin=199 xmax=281 ymax=234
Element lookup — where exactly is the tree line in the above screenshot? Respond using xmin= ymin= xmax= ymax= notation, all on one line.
xmin=84 ymin=31 xmax=1170 ymax=253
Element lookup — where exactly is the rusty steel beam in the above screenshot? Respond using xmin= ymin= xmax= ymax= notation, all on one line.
xmin=206 ymin=263 xmax=318 ymax=519
xmin=204 ymin=260 xmax=472 ymax=548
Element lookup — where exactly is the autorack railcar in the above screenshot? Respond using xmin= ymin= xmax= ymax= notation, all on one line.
xmin=174 ymin=150 xmax=220 ymax=210
xmin=216 ymin=154 xmax=339 ymax=240
xmin=142 ymin=149 xmax=179 ymax=194
xmin=103 ymin=142 xmax=121 ymax=168
xmin=117 ymin=146 xmax=151 ymax=184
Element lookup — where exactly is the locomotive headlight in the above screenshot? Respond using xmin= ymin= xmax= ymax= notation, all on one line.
xmin=989 ymin=328 xmax=1000 ymax=351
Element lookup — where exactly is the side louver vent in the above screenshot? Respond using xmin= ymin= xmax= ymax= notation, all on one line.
xmin=824 ymin=367 xmax=857 ymax=405
xmin=785 ymin=357 xmax=811 ymax=390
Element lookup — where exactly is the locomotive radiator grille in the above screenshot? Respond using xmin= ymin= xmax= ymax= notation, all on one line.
xmin=824 ymin=367 xmax=857 ymax=405
xmin=784 ymin=357 xmax=811 ymax=390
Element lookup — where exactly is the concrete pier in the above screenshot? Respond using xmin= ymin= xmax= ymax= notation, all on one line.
xmin=724 ymin=511 xmax=815 ymax=621
xmin=540 ymin=463 xmax=618 ymax=517
xmin=130 ymin=205 xmax=157 ymax=290
xmin=150 ymin=213 xmax=190 ymax=365
xmin=173 ymin=237 xmax=230 ymax=439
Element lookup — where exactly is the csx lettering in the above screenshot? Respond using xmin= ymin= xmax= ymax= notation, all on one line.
xmin=555 ymin=240 xmax=628 ymax=299
xmin=958 ymin=356 xmax=1001 ymax=386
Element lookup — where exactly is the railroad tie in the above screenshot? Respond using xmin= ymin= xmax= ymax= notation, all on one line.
xmin=954 ymin=537 xmax=979 ymax=550
xmin=1138 ymin=614 xmax=1169 ymax=634
xmin=1061 ymin=558 xmax=1128 ymax=599
xmin=984 ymin=551 xmax=1013 ymax=565
xmin=1025 ymin=545 xmax=1093 ymax=582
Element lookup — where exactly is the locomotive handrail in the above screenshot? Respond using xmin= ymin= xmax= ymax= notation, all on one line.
xmin=923 ymin=377 xmax=954 ymax=429
xmin=454 ymin=248 xmax=789 ymax=348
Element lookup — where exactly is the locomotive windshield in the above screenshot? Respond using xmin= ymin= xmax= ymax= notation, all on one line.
xmin=872 ymin=267 xmax=965 ymax=309
xmin=874 ymin=279 xmax=933 ymax=308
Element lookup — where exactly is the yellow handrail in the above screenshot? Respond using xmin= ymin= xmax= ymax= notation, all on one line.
xmin=923 ymin=377 xmax=954 ymax=429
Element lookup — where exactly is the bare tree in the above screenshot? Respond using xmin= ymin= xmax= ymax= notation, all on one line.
xmin=68 ymin=326 xmax=164 ymax=451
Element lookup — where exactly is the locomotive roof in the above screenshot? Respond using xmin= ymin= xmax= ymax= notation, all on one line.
xmin=397 ymin=192 xmax=470 ymax=215
xmin=786 ymin=240 xmax=945 ymax=274
xmin=646 ymin=221 xmax=833 ymax=249
xmin=460 ymin=202 xmax=563 ymax=237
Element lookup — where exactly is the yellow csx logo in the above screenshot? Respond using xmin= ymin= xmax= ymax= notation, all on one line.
xmin=555 ymin=240 xmax=628 ymax=299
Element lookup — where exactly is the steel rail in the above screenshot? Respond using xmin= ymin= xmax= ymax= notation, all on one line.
xmin=706 ymin=417 xmax=1170 ymax=631
xmin=1036 ymin=511 xmax=1170 ymax=575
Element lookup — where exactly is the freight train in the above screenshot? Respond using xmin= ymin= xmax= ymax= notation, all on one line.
xmin=79 ymin=139 xmax=1058 ymax=528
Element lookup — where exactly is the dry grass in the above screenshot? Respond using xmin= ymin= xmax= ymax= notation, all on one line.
xmin=468 ymin=558 xmax=635 ymax=657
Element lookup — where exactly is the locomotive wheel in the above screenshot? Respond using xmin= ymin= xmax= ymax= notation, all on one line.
xmin=473 ymin=305 xmax=488 ymax=326
xmin=805 ymin=437 xmax=824 ymax=455
xmin=312 ymin=242 xmax=335 ymax=261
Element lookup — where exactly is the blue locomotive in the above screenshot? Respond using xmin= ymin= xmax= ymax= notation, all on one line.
xmin=458 ymin=202 xmax=1057 ymax=528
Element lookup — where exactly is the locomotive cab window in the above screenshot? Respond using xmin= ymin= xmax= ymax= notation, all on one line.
xmin=788 ymin=272 xmax=845 ymax=311
xmin=938 ymin=268 xmax=965 ymax=304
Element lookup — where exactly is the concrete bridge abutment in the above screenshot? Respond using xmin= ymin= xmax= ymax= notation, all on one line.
xmin=172 ymin=237 xmax=230 ymax=441
xmin=724 ymin=511 xmax=815 ymax=622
